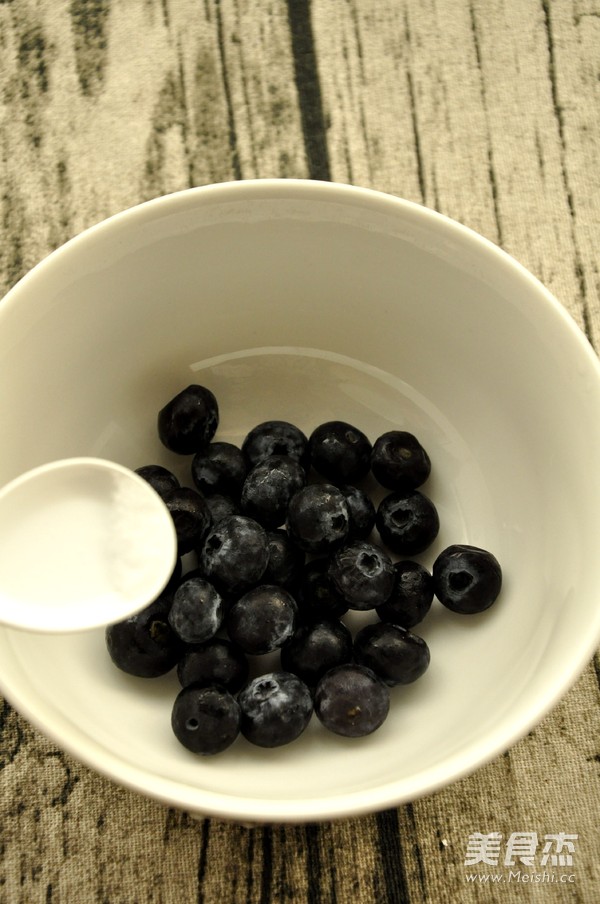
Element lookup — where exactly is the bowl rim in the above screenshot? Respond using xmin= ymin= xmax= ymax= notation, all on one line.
xmin=0 ymin=177 xmax=595 ymax=360
xmin=1 ymin=178 xmax=599 ymax=823
xmin=3 ymin=176 xmax=599 ymax=374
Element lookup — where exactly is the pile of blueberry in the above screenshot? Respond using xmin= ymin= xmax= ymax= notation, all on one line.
xmin=105 ymin=384 xmax=502 ymax=755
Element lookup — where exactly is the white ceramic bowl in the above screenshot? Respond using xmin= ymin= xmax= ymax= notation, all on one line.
xmin=1 ymin=180 xmax=599 ymax=823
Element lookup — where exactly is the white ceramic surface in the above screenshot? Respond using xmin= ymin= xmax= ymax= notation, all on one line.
xmin=0 ymin=180 xmax=599 ymax=823
xmin=0 ymin=457 xmax=178 ymax=633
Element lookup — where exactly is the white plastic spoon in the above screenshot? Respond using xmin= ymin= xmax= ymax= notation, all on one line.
xmin=0 ymin=458 xmax=178 ymax=633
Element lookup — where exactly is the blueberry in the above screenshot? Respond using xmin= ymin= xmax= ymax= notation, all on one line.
xmin=171 ymin=684 xmax=240 ymax=755
xmin=238 ymin=671 xmax=313 ymax=748
xmin=371 ymin=431 xmax=431 ymax=491
xmin=432 ymin=544 xmax=502 ymax=614
xmin=308 ymin=420 xmax=372 ymax=484
xmin=158 ymin=384 xmax=219 ymax=455
xmin=354 ymin=622 xmax=430 ymax=686
xmin=177 ymin=638 xmax=249 ymax=693
xmin=328 ymin=540 xmax=395 ymax=611
xmin=168 ymin=575 xmax=224 ymax=644
xmin=204 ymin=493 xmax=240 ymax=525
xmin=135 ymin=464 xmax=180 ymax=500
xmin=286 ymin=484 xmax=350 ymax=554
xmin=242 ymin=420 xmax=310 ymax=470
xmin=376 ymin=489 xmax=440 ymax=555
xmin=190 ymin=441 xmax=247 ymax=498
xmin=199 ymin=515 xmax=269 ymax=595
xmin=263 ymin=529 xmax=306 ymax=589
xmin=339 ymin=484 xmax=376 ymax=540
xmin=314 ymin=664 xmax=390 ymax=738
xmin=281 ymin=620 xmax=353 ymax=686
xmin=240 ymin=455 xmax=306 ymax=529
xmin=376 ymin=561 xmax=434 ymax=628
xmin=163 ymin=486 xmax=212 ymax=555
xmin=105 ymin=595 xmax=182 ymax=678
xmin=296 ymin=557 xmax=348 ymax=621
xmin=227 ymin=584 xmax=297 ymax=655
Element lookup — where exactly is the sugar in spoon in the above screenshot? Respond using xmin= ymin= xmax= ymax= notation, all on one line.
xmin=0 ymin=458 xmax=177 ymax=633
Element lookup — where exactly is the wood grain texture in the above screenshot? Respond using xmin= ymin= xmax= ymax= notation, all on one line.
xmin=1 ymin=1 xmax=599 ymax=902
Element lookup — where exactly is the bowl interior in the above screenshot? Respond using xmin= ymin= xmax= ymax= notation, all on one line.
xmin=1 ymin=180 xmax=599 ymax=822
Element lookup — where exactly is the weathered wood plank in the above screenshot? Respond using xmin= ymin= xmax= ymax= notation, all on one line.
xmin=216 ymin=0 xmax=307 ymax=180
xmin=543 ymin=0 xmax=600 ymax=349
xmin=0 ymin=0 xmax=307 ymax=295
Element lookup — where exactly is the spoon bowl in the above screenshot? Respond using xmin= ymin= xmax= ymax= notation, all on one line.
xmin=0 ymin=458 xmax=178 ymax=633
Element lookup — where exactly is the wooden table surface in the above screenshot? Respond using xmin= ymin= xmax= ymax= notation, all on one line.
xmin=1 ymin=2 xmax=599 ymax=902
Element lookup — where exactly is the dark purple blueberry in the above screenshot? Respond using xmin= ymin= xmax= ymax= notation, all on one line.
xmin=238 ymin=671 xmax=313 ymax=748
xmin=376 ymin=561 xmax=434 ymax=629
xmin=171 ymin=684 xmax=240 ymax=755
xmin=263 ymin=529 xmax=306 ymax=589
xmin=280 ymin=620 xmax=353 ymax=686
xmin=286 ymin=484 xmax=350 ymax=554
xmin=371 ymin=431 xmax=431 ymax=491
xmin=328 ymin=540 xmax=395 ymax=611
xmin=191 ymin=442 xmax=247 ymax=498
xmin=242 ymin=420 xmax=310 ymax=470
xmin=177 ymin=638 xmax=249 ymax=693
xmin=339 ymin=484 xmax=376 ymax=540
xmin=314 ymin=664 xmax=390 ymax=738
xmin=240 ymin=455 xmax=306 ymax=529
xmin=308 ymin=420 xmax=372 ymax=484
xmin=168 ymin=575 xmax=224 ymax=644
xmin=199 ymin=515 xmax=269 ymax=595
xmin=158 ymin=384 xmax=219 ymax=455
xmin=163 ymin=486 xmax=212 ymax=556
xmin=226 ymin=584 xmax=297 ymax=655
xmin=354 ymin=622 xmax=430 ymax=686
xmin=105 ymin=595 xmax=182 ymax=678
xmin=432 ymin=544 xmax=502 ymax=614
xmin=376 ymin=489 xmax=439 ymax=555
xmin=204 ymin=493 xmax=240 ymax=525
xmin=135 ymin=464 xmax=180 ymax=500
xmin=296 ymin=557 xmax=348 ymax=621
